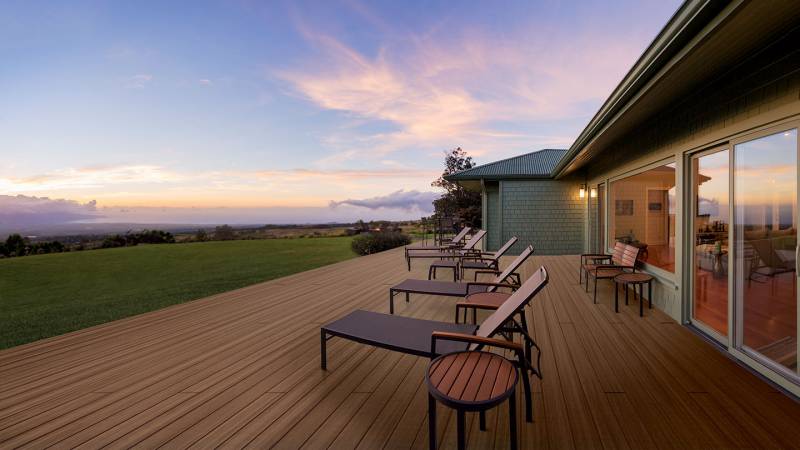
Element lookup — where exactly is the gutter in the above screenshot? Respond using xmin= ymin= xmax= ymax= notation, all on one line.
xmin=552 ymin=0 xmax=734 ymax=178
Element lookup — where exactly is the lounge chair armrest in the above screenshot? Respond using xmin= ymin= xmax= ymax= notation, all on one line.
xmin=430 ymin=331 xmax=524 ymax=354
xmin=473 ymin=269 xmax=501 ymax=276
xmin=594 ymin=264 xmax=635 ymax=271
xmin=461 ymin=256 xmax=495 ymax=263
xmin=466 ymin=281 xmax=519 ymax=291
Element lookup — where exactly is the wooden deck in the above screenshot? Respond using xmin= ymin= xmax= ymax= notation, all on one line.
xmin=1 ymin=248 xmax=799 ymax=449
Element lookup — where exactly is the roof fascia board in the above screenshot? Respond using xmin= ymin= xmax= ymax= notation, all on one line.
xmin=553 ymin=0 xmax=742 ymax=178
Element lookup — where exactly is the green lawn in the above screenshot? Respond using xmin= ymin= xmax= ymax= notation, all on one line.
xmin=0 ymin=237 xmax=356 ymax=350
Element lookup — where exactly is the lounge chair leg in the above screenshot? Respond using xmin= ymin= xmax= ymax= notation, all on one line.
xmin=406 ymin=292 xmax=410 ymax=303
xmin=472 ymin=308 xmax=477 ymax=325
xmin=389 ymin=290 xmax=395 ymax=314
xmin=428 ymin=265 xmax=433 ymax=280
xmin=520 ymin=363 xmax=533 ymax=422
xmin=320 ymin=330 xmax=327 ymax=370
xmin=519 ymin=312 xmax=532 ymax=362
xmin=455 ymin=306 xmax=460 ymax=324
xmin=479 ymin=410 xmax=486 ymax=431
xmin=428 ymin=394 xmax=437 ymax=450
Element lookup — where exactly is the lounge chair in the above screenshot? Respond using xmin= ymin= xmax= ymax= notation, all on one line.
xmin=320 ymin=266 xmax=549 ymax=422
xmin=460 ymin=236 xmax=519 ymax=281
xmin=405 ymin=230 xmax=487 ymax=271
xmin=405 ymin=226 xmax=471 ymax=253
xmin=391 ymin=245 xmax=533 ymax=314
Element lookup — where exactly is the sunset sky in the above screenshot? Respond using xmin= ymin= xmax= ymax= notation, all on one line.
xmin=0 ymin=0 xmax=681 ymax=226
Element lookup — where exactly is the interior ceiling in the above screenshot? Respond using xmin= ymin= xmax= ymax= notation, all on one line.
xmin=561 ymin=0 xmax=800 ymax=175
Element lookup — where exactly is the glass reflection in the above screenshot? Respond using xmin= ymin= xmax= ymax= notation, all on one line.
xmin=735 ymin=128 xmax=797 ymax=374
xmin=692 ymin=150 xmax=729 ymax=335
xmin=609 ymin=163 xmax=676 ymax=272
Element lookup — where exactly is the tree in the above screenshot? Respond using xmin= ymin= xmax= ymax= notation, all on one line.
xmin=214 ymin=225 xmax=236 ymax=241
xmin=195 ymin=229 xmax=208 ymax=242
xmin=431 ymin=147 xmax=482 ymax=227
xmin=5 ymin=234 xmax=28 ymax=257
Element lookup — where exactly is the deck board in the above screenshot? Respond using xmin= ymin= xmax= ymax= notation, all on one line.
xmin=1 ymin=249 xmax=799 ymax=449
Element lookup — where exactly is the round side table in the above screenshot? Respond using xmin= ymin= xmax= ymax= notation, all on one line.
xmin=613 ymin=273 xmax=654 ymax=317
xmin=427 ymin=351 xmax=519 ymax=450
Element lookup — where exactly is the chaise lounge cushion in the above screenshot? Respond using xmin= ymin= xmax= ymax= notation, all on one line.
xmin=323 ymin=310 xmax=476 ymax=357
xmin=391 ymin=279 xmax=489 ymax=297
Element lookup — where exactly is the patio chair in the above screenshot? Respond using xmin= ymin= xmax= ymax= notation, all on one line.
xmin=460 ymin=236 xmax=519 ymax=280
xmin=391 ymin=245 xmax=533 ymax=314
xmin=405 ymin=226 xmax=471 ymax=253
xmin=579 ymin=241 xmax=624 ymax=284
xmin=321 ymin=266 xmax=549 ymax=423
xmin=584 ymin=243 xmax=641 ymax=304
xmin=405 ymin=230 xmax=487 ymax=271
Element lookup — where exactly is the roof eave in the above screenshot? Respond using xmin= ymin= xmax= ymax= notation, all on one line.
xmin=446 ymin=174 xmax=555 ymax=182
xmin=552 ymin=0 xmax=736 ymax=178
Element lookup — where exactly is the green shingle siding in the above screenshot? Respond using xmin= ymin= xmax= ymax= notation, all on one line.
xmin=483 ymin=178 xmax=585 ymax=255
xmin=485 ymin=183 xmax=501 ymax=251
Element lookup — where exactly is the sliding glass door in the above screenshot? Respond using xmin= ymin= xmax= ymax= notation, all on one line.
xmin=690 ymin=148 xmax=729 ymax=339
xmin=733 ymin=127 xmax=798 ymax=379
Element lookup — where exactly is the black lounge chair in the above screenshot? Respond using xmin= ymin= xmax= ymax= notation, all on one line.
xmin=391 ymin=245 xmax=533 ymax=314
xmin=320 ymin=266 xmax=549 ymax=422
xmin=405 ymin=230 xmax=487 ymax=271
xmin=405 ymin=226 xmax=471 ymax=252
xmin=460 ymin=236 xmax=519 ymax=280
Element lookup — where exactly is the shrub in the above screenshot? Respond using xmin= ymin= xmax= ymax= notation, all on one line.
xmin=214 ymin=225 xmax=236 ymax=241
xmin=351 ymin=231 xmax=411 ymax=256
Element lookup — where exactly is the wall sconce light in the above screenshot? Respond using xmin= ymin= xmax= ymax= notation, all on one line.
xmin=590 ymin=187 xmax=597 ymax=198
xmin=579 ymin=184 xmax=586 ymax=199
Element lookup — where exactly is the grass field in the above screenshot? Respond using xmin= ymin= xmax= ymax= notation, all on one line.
xmin=0 ymin=237 xmax=356 ymax=350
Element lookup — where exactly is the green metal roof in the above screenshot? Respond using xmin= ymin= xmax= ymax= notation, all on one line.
xmin=445 ymin=149 xmax=568 ymax=181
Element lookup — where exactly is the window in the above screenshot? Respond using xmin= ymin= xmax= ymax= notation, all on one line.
xmin=734 ymin=128 xmax=797 ymax=376
xmin=609 ymin=162 xmax=676 ymax=272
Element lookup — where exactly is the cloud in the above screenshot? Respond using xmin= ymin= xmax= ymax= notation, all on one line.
xmin=276 ymin=20 xmax=646 ymax=161
xmin=0 ymin=164 xmax=440 ymax=209
xmin=330 ymin=189 xmax=439 ymax=212
xmin=124 ymin=74 xmax=153 ymax=89
xmin=0 ymin=195 xmax=101 ymax=230
xmin=2 ymin=165 xmax=184 ymax=192
xmin=198 ymin=79 xmax=213 ymax=86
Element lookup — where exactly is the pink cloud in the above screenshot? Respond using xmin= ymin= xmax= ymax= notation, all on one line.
xmin=276 ymin=22 xmax=647 ymax=162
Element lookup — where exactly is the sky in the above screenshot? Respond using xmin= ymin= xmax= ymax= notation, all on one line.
xmin=0 ymin=0 xmax=682 ymax=228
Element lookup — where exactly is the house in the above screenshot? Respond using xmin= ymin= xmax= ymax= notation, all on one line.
xmin=445 ymin=148 xmax=585 ymax=255
xmin=448 ymin=0 xmax=800 ymax=398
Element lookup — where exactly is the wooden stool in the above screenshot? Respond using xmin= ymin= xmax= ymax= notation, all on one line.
xmin=429 ymin=260 xmax=460 ymax=281
xmin=427 ymin=351 xmax=519 ymax=450
xmin=614 ymin=273 xmax=654 ymax=316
